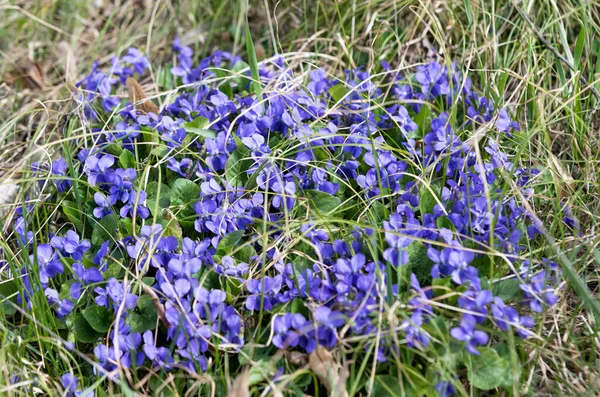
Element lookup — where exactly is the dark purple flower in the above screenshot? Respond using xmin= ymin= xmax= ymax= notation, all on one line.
xmin=61 ymin=373 xmax=78 ymax=393
xmin=167 ymin=158 xmax=193 ymax=177
xmin=450 ymin=314 xmax=488 ymax=355
xmin=122 ymin=48 xmax=150 ymax=74
xmin=14 ymin=216 xmax=34 ymax=245
xmin=70 ymin=262 xmax=104 ymax=299
xmin=246 ymin=276 xmax=284 ymax=311
xmin=119 ymin=190 xmax=150 ymax=219
xmin=495 ymin=108 xmax=520 ymax=134
xmin=416 ymin=62 xmax=449 ymax=98
xmin=491 ymin=297 xmax=535 ymax=338
xmin=50 ymin=158 xmax=72 ymax=192
xmin=218 ymin=256 xmax=249 ymax=278
xmin=32 ymin=244 xmax=64 ymax=286
xmin=272 ymin=313 xmax=314 ymax=351
xmin=85 ymin=154 xmax=114 ymax=187
xmin=520 ymin=270 xmax=559 ymax=312
xmin=402 ymin=310 xmax=430 ymax=348
xmin=95 ymin=278 xmax=137 ymax=310
xmin=50 ymin=230 xmax=91 ymax=261
xmin=45 ymin=288 xmax=74 ymax=318
xmin=143 ymin=331 xmax=173 ymax=367
xmin=435 ymin=381 xmax=456 ymax=397
xmin=94 ymin=241 xmax=111 ymax=272
xmin=457 ymin=288 xmax=493 ymax=323
xmin=108 ymin=167 xmax=136 ymax=203
xmin=93 ymin=192 xmax=115 ymax=218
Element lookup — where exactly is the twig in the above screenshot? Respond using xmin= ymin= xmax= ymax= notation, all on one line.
xmin=512 ymin=2 xmax=600 ymax=116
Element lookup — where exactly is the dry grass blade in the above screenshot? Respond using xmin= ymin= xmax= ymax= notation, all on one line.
xmin=227 ymin=368 xmax=250 ymax=397
xmin=548 ymin=153 xmax=575 ymax=198
xmin=142 ymin=285 xmax=171 ymax=328
xmin=308 ymin=346 xmax=349 ymax=397
xmin=126 ymin=77 xmax=159 ymax=114
xmin=0 ymin=178 xmax=19 ymax=218
xmin=55 ymin=40 xmax=78 ymax=82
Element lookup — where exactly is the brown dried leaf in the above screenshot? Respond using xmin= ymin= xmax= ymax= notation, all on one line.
xmin=126 ymin=77 xmax=159 ymax=115
xmin=286 ymin=350 xmax=308 ymax=366
xmin=308 ymin=346 xmax=349 ymax=397
xmin=254 ymin=42 xmax=266 ymax=61
xmin=6 ymin=61 xmax=45 ymax=90
xmin=227 ymin=368 xmax=250 ymax=397
xmin=21 ymin=61 xmax=45 ymax=90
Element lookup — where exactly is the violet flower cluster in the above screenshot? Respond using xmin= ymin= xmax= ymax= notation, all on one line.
xmin=2 ymin=41 xmax=568 ymax=395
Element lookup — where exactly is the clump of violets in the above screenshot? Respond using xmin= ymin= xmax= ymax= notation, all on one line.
xmin=0 ymin=40 xmax=568 ymax=396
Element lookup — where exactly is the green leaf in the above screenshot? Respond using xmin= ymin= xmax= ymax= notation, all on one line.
xmin=128 ymin=296 xmax=158 ymax=333
xmin=184 ymin=117 xmax=217 ymax=139
xmin=120 ymin=217 xmax=134 ymax=236
xmin=593 ymin=249 xmax=600 ymax=266
xmin=574 ymin=27 xmax=586 ymax=70
xmin=176 ymin=209 xmax=197 ymax=230
xmin=248 ymin=359 xmax=276 ymax=386
xmin=82 ymin=305 xmax=113 ymax=333
xmin=105 ymin=143 xmax=122 ymax=156
xmin=493 ymin=344 xmax=522 ymax=385
xmin=140 ymin=125 xmax=160 ymax=160
xmin=157 ymin=64 xmax=174 ymax=90
xmin=170 ymin=179 xmax=200 ymax=206
xmin=371 ymin=375 xmax=403 ymax=396
xmin=0 ymin=277 xmax=18 ymax=300
xmin=413 ymin=104 xmax=431 ymax=139
xmin=419 ymin=182 xmax=441 ymax=215
xmin=217 ymin=230 xmax=245 ymax=257
xmin=231 ymin=60 xmax=251 ymax=88
xmin=150 ymin=146 xmax=169 ymax=158
xmin=304 ymin=189 xmax=342 ymax=214
xmin=406 ymin=242 xmax=434 ymax=284
xmin=329 ymin=84 xmax=349 ymax=102
xmin=492 ymin=278 xmax=521 ymax=301
xmin=432 ymin=277 xmax=452 ymax=297
xmin=0 ymin=277 xmax=18 ymax=316
xmin=59 ymin=281 xmax=74 ymax=300
xmin=224 ymin=276 xmax=243 ymax=303
xmin=162 ymin=209 xmax=183 ymax=240
xmin=91 ymin=214 xmax=118 ymax=245
xmin=118 ymin=149 xmax=136 ymax=169
xmin=74 ymin=313 xmax=103 ymax=343
xmin=225 ymin=148 xmax=251 ymax=186
xmin=62 ymin=200 xmax=84 ymax=232
xmin=233 ymin=244 xmax=256 ymax=264
xmin=146 ymin=182 xmax=171 ymax=215
xmin=467 ymin=347 xmax=512 ymax=390
xmin=368 ymin=200 xmax=388 ymax=223
xmin=290 ymin=298 xmax=309 ymax=318
xmin=463 ymin=0 xmax=472 ymax=25
xmin=245 ymin=20 xmax=263 ymax=100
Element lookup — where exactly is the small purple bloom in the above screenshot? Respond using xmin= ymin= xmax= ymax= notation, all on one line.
xmin=121 ymin=48 xmax=150 ymax=74
xmin=85 ymin=154 xmax=114 ymax=187
xmin=33 ymin=244 xmax=64 ymax=286
xmin=50 ymin=230 xmax=91 ymax=261
xmin=93 ymin=192 xmax=115 ymax=219
xmin=450 ymin=314 xmax=488 ymax=355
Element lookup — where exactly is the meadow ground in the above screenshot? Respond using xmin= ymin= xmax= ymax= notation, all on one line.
xmin=1 ymin=0 xmax=600 ymax=396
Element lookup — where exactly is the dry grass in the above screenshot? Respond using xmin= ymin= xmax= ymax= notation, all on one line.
xmin=1 ymin=0 xmax=600 ymax=395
